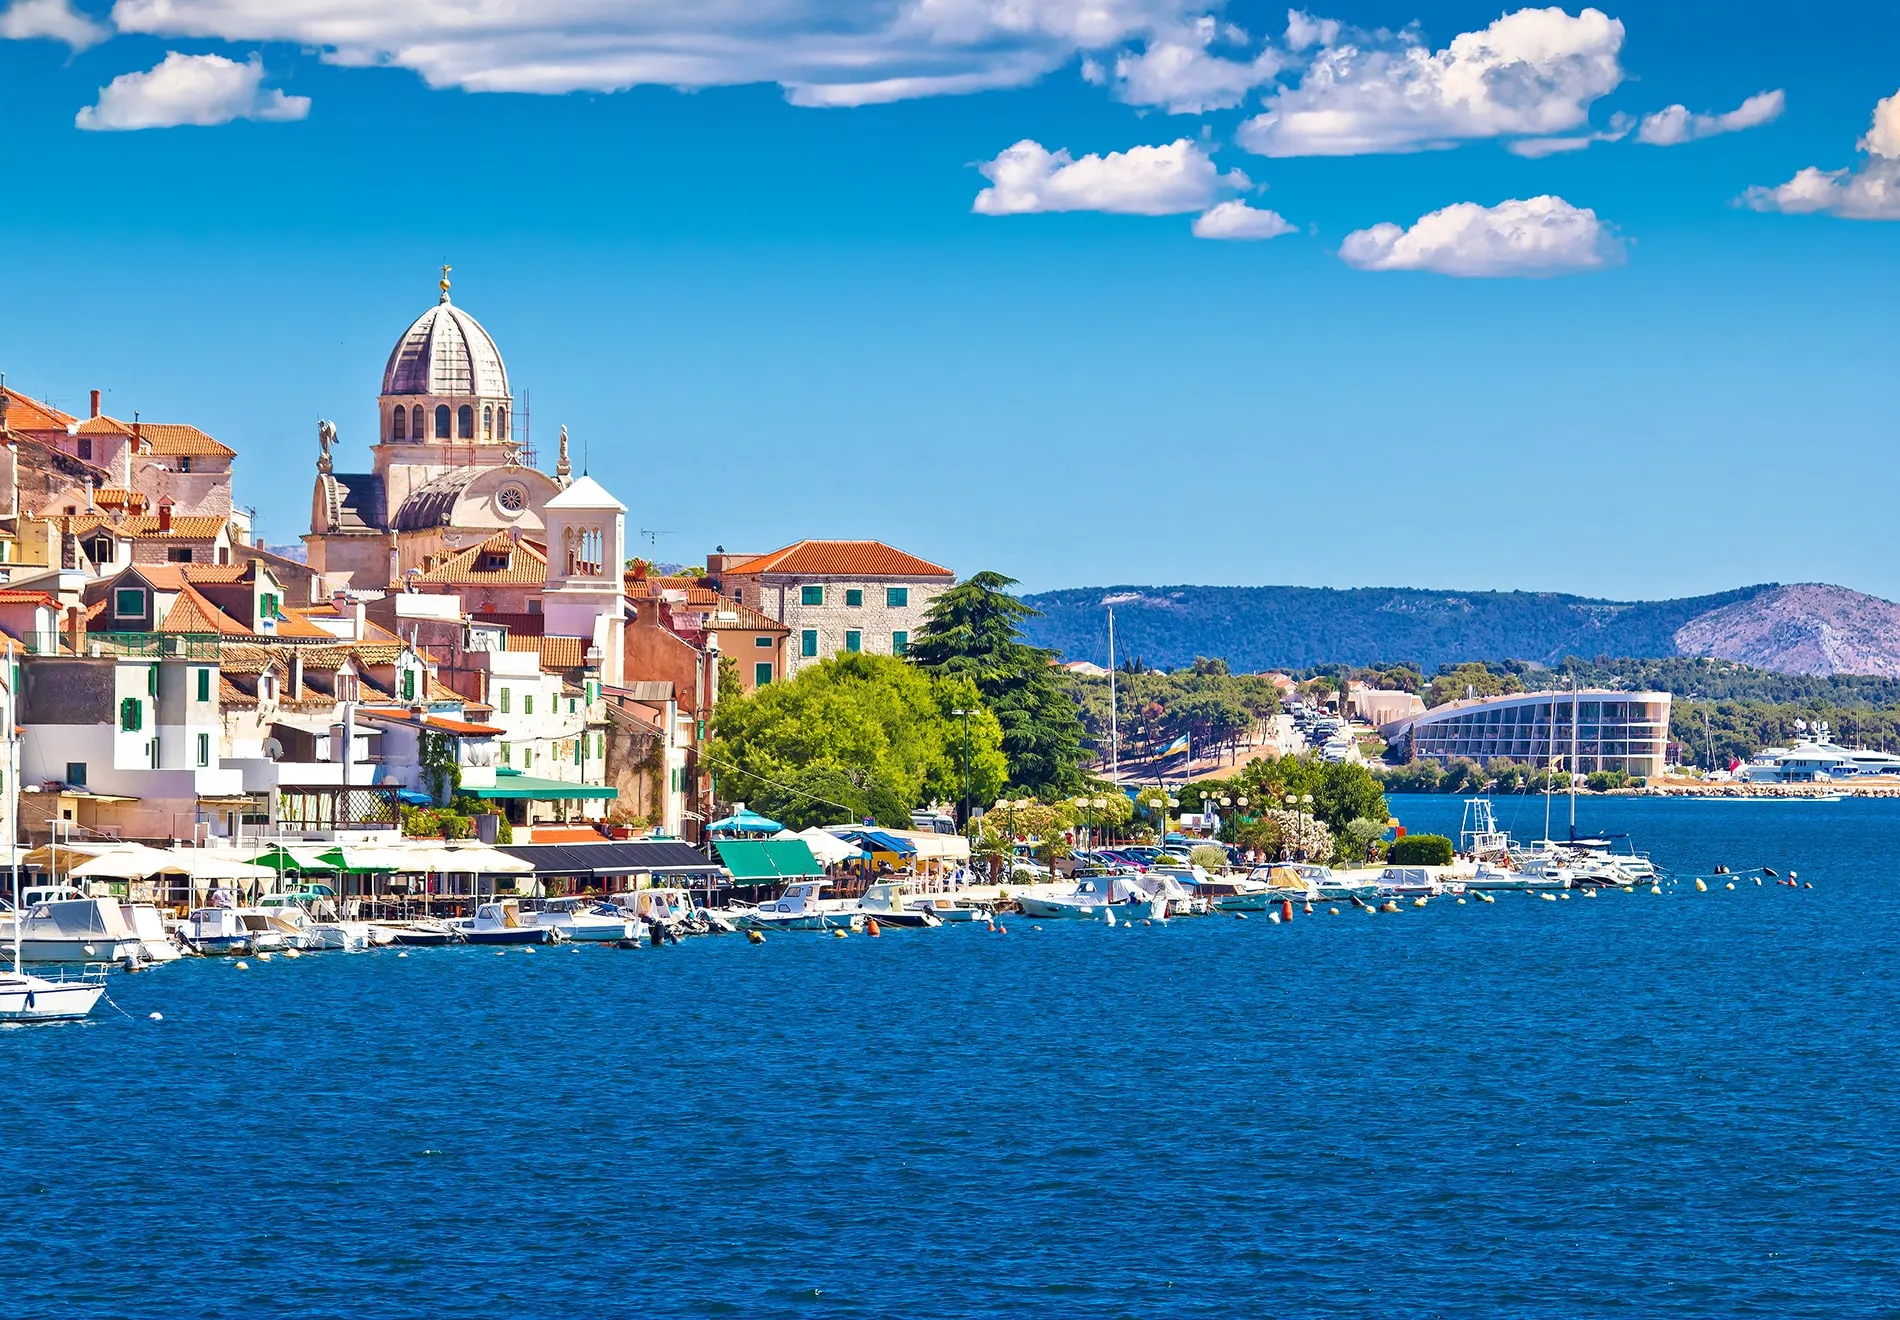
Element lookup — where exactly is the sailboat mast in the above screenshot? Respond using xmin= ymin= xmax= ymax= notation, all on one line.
xmin=1107 ymin=606 xmax=1118 ymax=777
xmin=8 ymin=678 xmax=19 ymax=977
xmin=1569 ymin=674 xmax=1578 ymax=835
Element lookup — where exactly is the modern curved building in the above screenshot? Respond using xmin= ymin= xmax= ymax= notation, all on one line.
xmin=1384 ymin=689 xmax=1672 ymax=779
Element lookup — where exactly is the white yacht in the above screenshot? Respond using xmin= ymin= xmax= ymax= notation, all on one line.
xmin=734 ymin=881 xmax=864 ymax=932
xmin=1739 ymin=723 xmax=1900 ymax=783
xmin=14 ymin=893 xmax=145 ymax=963
xmin=533 ymin=897 xmax=638 ymax=943
xmin=857 ymin=881 xmax=944 ymax=929
xmin=0 ymin=965 xmax=106 ymax=1022
xmin=1017 ymin=875 xmax=1166 ymax=922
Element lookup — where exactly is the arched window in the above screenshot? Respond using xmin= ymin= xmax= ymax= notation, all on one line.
xmin=496 ymin=406 xmax=507 ymax=441
xmin=435 ymin=405 xmax=451 ymax=439
xmin=458 ymin=405 xmax=474 ymax=439
xmin=391 ymin=407 xmax=406 ymax=441
xmin=483 ymin=405 xmax=493 ymax=440
xmin=411 ymin=405 xmax=424 ymax=440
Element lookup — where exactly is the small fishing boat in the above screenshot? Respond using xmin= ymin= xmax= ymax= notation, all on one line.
xmin=14 ymin=892 xmax=145 ymax=963
xmin=452 ymin=900 xmax=562 ymax=945
xmin=181 ymin=906 xmax=258 ymax=955
xmin=0 ymin=966 xmax=106 ymax=1022
xmin=857 ymin=881 xmax=944 ymax=929
xmin=373 ymin=918 xmax=463 ymax=947
xmin=1017 ymin=875 xmax=1166 ymax=922
xmin=1376 ymin=867 xmax=1455 ymax=898
xmin=1196 ymin=873 xmax=1275 ymax=911
xmin=907 ymin=894 xmax=994 ymax=923
xmin=735 ymin=881 xmax=864 ymax=932
xmin=533 ymin=897 xmax=638 ymax=943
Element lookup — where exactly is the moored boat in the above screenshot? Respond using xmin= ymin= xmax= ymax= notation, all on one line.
xmin=734 ymin=881 xmax=864 ymax=932
xmin=0 ymin=966 xmax=105 ymax=1022
xmin=452 ymin=900 xmax=562 ymax=945
xmin=534 ymin=897 xmax=638 ymax=943
xmin=857 ymin=881 xmax=944 ymax=929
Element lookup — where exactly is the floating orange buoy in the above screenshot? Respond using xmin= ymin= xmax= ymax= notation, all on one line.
xmin=1281 ymin=900 xmax=1294 ymax=923
xmin=996 ymin=923 xmax=1007 ymax=934
xmin=866 ymin=918 xmax=881 ymax=937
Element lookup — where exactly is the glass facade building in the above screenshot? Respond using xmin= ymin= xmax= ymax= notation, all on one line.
xmin=1388 ymin=690 xmax=1672 ymax=779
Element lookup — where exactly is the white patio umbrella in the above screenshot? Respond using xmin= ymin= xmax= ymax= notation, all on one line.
xmin=68 ymin=843 xmax=183 ymax=879
xmin=792 ymin=827 xmax=861 ymax=867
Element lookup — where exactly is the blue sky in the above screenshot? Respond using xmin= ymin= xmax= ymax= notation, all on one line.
xmin=1 ymin=1 xmax=1896 ymax=601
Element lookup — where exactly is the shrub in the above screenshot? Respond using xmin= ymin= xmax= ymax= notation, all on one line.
xmin=1387 ymin=834 xmax=1454 ymax=866
xmin=1585 ymin=770 xmax=1631 ymax=792
xmin=1187 ymin=844 xmax=1228 ymax=872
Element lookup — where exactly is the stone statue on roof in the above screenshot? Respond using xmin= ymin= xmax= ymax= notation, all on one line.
xmin=317 ymin=419 xmax=335 ymax=475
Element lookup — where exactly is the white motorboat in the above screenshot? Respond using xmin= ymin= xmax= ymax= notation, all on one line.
xmin=1300 ymin=866 xmax=1384 ymax=902
xmin=182 ymin=906 xmax=260 ymax=955
xmin=372 ymin=918 xmax=463 ymax=946
xmin=15 ymin=894 xmax=146 ymax=963
xmin=534 ymin=897 xmax=638 ymax=943
xmin=122 ymin=903 xmax=184 ymax=962
xmin=735 ymin=881 xmax=864 ymax=932
xmin=1377 ymin=867 xmax=1456 ymax=898
xmin=451 ymin=900 xmax=563 ymax=945
xmin=1017 ymin=875 xmax=1167 ymax=922
xmin=906 ymin=894 xmax=994 ymax=923
xmin=0 ymin=966 xmax=106 ymax=1022
xmin=253 ymin=887 xmax=372 ymax=951
xmin=857 ymin=882 xmax=944 ymax=929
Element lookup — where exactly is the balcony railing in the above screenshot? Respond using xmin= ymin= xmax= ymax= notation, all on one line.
xmin=25 ymin=632 xmax=230 ymax=660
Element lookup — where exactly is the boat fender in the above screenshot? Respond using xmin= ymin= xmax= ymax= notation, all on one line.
xmin=123 ymin=954 xmax=141 ymax=972
xmin=745 ymin=929 xmax=765 ymax=945
xmin=866 ymin=918 xmax=881 ymax=937
xmin=1694 ymin=879 xmax=1708 ymax=892
xmin=234 ymin=960 xmax=250 ymax=970
xmin=831 ymin=929 xmax=848 ymax=939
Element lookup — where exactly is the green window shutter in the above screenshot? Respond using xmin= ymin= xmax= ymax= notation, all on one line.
xmin=499 ymin=688 xmax=511 ymax=714
xmin=754 ymin=635 xmax=771 ymax=648
xmin=402 ymin=669 xmax=416 ymax=700
xmin=524 ymin=695 xmax=534 ymax=716
xmin=887 ymin=587 xmax=909 ymax=608
xmin=196 ymin=668 xmax=210 ymax=702
xmin=844 ymin=588 xmax=863 ymax=607
xmin=575 ymin=738 xmax=583 ymax=766
xmin=501 ymin=744 xmax=511 ymax=765
xmin=844 ymin=631 xmax=860 ymax=653
xmin=800 ymin=630 xmax=817 ymax=658
xmin=120 ymin=697 xmax=141 ymax=732
xmin=754 ymin=662 xmax=772 ymax=686
xmin=148 ymin=665 xmax=158 ymax=695
xmin=801 ymin=585 xmax=823 ymax=606
xmin=197 ymin=732 xmax=210 ymax=767
xmin=892 ymin=631 xmax=908 ymax=656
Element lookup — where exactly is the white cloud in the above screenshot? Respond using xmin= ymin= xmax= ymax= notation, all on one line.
xmin=1113 ymin=16 xmax=1282 ymax=114
xmin=1638 ymin=89 xmax=1784 ymax=146
xmin=1507 ymin=112 xmax=1631 ymax=157
xmin=0 ymin=0 xmax=107 ymax=47
xmin=1238 ymin=7 xmax=1625 ymax=157
xmin=1192 ymin=200 xmax=1294 ymax=239
xmin=1283 ymin=9 xmax=1339 ymax=52
xmin=1744 ymin=88 xmax=1900 ymax=220
xmin=76 ymin=51 xmax=309 ymax=130
xmin=1339 ymin=195 xmax=1619 ymax=277
xmin=974 ymin=138 xmax=1247 ymax=216
xmin=105 ymin=0 xmax=1211 ymax=106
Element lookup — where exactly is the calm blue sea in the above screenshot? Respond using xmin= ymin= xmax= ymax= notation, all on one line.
xmin=8 ymin=795 xmax=1900 ymax=1319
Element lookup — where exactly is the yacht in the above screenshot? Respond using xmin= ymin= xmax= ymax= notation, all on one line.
xmin=14 ymin=892 xmax=146 ymax=963
xmin=0 ymin=965 xmax=106 ymax=1022
xmin=1017 ymin=875 xmax=1167 ymax=922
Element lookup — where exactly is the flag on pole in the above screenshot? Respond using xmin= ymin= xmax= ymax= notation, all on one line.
xmin=1160 ymin=733 xmax=1189 ymax=758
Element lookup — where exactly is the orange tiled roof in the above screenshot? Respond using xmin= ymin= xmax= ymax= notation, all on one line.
xmin=0 ymin=589 xmax=54 ymax=607
xmin=161 ymin=584 xmax=251 ymax=637
xmin=273 ymin=609 xmax=336 ymax=639
xmin=719 ymin=540 xmax=952 ymax=580
xmin=94 ymin=489 xmax=149 ymax=514
xmin=75 ymin=414 xmax=137 ymax=437
xmin=417 ymin=533 xmax=548 ymax=586
xmin=132 ymin=564 xmax=248 ymax=590
xmin=138 ymin=423 xmax=235 ymax=459
xmin=1 ymin=388 xmax=76 ymax=431
xmin=60 ymin=513 xmax=226 ymax=540
xmin=506 ymin=635 xmax=585 ymax=670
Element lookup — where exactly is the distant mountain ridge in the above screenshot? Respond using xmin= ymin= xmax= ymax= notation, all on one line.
xmin=1018 ymin=582 xmax=1900 ymax=678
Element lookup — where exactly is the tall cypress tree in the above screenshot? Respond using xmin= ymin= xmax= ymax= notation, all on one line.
xmin=908 ymin=571 xmax=1086 ymax=797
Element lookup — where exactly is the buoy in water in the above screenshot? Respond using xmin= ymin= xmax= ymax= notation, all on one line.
xmin=1267 ymin=911 xmax=1282 ymax=924
xmin=234 ymin=960 xmax=250 ymax=969
xmin=1790 ymin=871 xmax=1798 ymax=880
xmin=1725 ymin=881 xmax=1736 ymax=890
xmin=1329 ymin=907 xmax=1340 ymax=915
xmin=1764 ymin=867 xmax=1779 ymax=878
xmin=1560 ymin=893 xmax=1571 ymax=900
xmin=865 ymin=917 xmax=881 ymax=937
xmin=1412 ymin=897 xmax=1428 ymax=908
xmin=1304 ymin=902 xmax=1314 ymax=915
xmin=831 ymin=928 xmax=848 ymax=938
xmin=1380 ymin=900 xmax=1400 ymax=913
xmin=1804 ymin=883 xmax=1813 ymax=889
xmin=1031 ymin=924 xmax=1042 ymax=930
xmin=257 ymin=952 xmax=273 ymax=961
xmin=1695 ymin=878 xmax=1708 ymax=892
xmin=282 ymin=949 xmax=302 ymax=960
xmin=1233 ymin=912 xmax=1249 ymax=921
xmin=1754 ymin=877 xmax=1762 ymax=885
xmin=745 ymin=929 xmax=765 ymax=945
xmin=525 ymin=947 xmax=536 ymax=955
xmin=1541 ymin=893 xmax=1558 ymax=902
xmin=397 ymin=951 xmax=409 ymax=958
xmin=1456 ymin=898 xmax=1466 ymax=905
xmin=996 ymin=924 xmax=1008 ymax=934
xmin=1651 ymin=885 xmax=1662 ymax=894
xmin=1584 ymin=888 xmax=1597 ymax=898
xmin=1282 ymin=900 xmax=1295 ymax=922
xmin=148 ymin=1011 xmax=163 ymax=1021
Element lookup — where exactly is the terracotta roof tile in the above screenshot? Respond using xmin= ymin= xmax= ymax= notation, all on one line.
xmin=0 ymin=589 xmax=54 ymax=607
xmin=161 ymin=585 xmax=252 ymax=637
xmin=719 ymin=540 xmax=952 ymax=580
xmin=75 ymin=414 xmax=137 ymax=437
xmin=273 ymin=609 xmax=335 ymax=639
xmin=138 ymin=423 xmax=234 ymax=459
xmin=93 ymin=489 xmax=149 ymax=514
xmin=506 ymin=635 xmax=584 ymax=670
xmin=1 ymin=388 xmax=77 ymax=431
xmin=60 ymin=513 xmax=226 ymax=541
xmin=417 ymin=534 xmax=548 ymax=585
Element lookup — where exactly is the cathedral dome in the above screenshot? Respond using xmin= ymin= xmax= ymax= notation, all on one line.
xmin=381 ymin=289 xmax=509 ymax=400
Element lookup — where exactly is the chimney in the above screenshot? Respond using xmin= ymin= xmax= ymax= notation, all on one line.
xmin=157 ymin=496 xmax=173 ymax=533
xmin=85 ymin=480 xmax=95 ymax=513
xmin=89 ymin=390 xmax=100 ymax=419
xmin=291 ymin=649 xmax=304 ymax=700
xmin=66 ymin=603 xmax=85 ymax=656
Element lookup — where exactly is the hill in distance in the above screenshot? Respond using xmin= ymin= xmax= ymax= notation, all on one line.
xmin=1019 ymin=582 xmax=1900 ymax=679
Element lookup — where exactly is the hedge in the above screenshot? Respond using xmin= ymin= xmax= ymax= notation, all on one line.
xmin=1387 ymin=834 xmax=1454 ymax=866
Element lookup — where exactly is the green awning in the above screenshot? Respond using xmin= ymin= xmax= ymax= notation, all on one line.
xmin=714 ymin=839 xmax=823 ymax=882
xmin=465 ymin=775 xmax=618 ymax=801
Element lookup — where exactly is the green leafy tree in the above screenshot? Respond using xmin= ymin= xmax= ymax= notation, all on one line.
xmin=707 ymin=653 xmax=1006 ymax=830
xmin=908 ymin=571 xmax=1086 ymax=797
xmin=1426 ymin=663 xmax=1524 ymax=709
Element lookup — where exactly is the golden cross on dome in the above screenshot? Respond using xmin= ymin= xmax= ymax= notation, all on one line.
xmin=439 ymin=264 xmax=452 ymax=302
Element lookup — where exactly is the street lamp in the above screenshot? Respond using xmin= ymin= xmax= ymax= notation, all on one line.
xmin=1093 ymin=797 xmax=1107 ymax=847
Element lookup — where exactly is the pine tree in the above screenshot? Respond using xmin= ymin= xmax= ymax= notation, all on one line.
xmin=908 ymin=571 xmax=1086 ymax=797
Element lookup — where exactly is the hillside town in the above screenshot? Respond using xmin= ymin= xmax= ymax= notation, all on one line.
xmin=0 ymin=272 xmax=956 ymax=859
